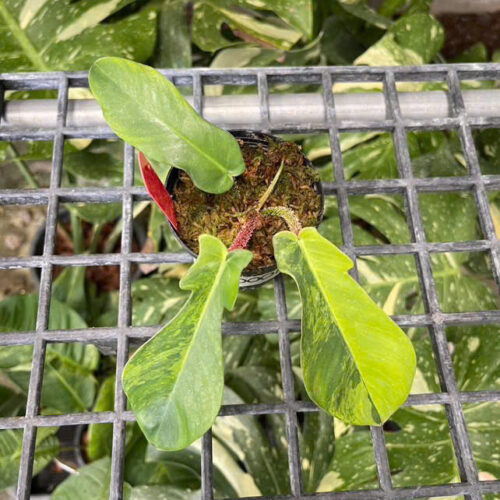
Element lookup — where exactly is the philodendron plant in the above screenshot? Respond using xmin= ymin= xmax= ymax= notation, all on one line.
xmin=89 ymin=57 xmax=416 ymax=451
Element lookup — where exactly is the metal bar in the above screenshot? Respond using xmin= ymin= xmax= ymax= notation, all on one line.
xmin=4 ymin=89 xmax=500 ymax=129
xmin=385 ymin=70 xmax=482 ymax=500
xmin=109 ymin=143 xmax=134 ymax=500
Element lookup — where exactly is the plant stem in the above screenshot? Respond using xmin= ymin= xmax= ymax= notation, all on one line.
xmin=261 ymin=206 xmax=302 ymax=234
xmin=70 ymin=210 xmax=84 ymax=254
xmin=257 ymin=159 xmax=284 ymax=211
xmin=88 ymin=223 xmax=104 ymax=254
xmin=7 ymin=143 xmax=39 ymax=188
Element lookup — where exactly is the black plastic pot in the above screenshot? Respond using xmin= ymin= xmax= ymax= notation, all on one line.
xmin=166 ymin=131 xmax=324 ymax=288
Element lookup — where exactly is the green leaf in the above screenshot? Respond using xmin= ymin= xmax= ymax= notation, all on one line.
xmin=0 ymin=0 xmax=156 ymax=73
xmin=87 ymin=375 xmax=115 ymax=461
xmin=355 ymin=13 xmax=444 ymax=66
xmin=191 ymin=1 xmax=302 ymax=52
xmin=51 ymin=457 xmax=132 ymax=500
xmin=67 ymin=203 xmax=122 ymax=225
xmin=131 ymin=276 xmax=189 ymax=327
xmin=0 ymin=426 xmax=59 ymax=490
xmin=154 ymin=0 xmax=192 ymax=69
xmin=0 ymin=294 xmax=99 ymax=413
xmin=130 ymin=485 xmax=200 ymax=500
xmin=123 ymin=235 xmax=252 ymax=450
xmin=89 ymin=57 xmax=246 ymax=194
xmin=273 ymin=227 xmax=415 ymax=425
xmin=337 ymin=0 xmax=391 ymax=29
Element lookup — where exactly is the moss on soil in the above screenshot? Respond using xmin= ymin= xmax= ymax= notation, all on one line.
xmin=173 ymin=138 xmax=322 ymax=269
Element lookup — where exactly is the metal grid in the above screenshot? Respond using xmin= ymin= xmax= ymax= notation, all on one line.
xmin=1 ymin=63 xmax=500 ymax=500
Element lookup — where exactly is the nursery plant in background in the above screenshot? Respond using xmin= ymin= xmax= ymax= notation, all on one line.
xmin=89 ymin=56 xmax=416 ymax=450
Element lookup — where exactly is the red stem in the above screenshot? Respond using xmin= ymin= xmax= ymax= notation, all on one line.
xmin=229 ymin=212 xmax=260 ymax=252
xmin=138 ymin=152 xmax=179 ymax=231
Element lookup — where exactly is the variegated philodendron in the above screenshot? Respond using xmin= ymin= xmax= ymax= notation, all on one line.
xmin=91 ymin=57 xmax=416 ymax=451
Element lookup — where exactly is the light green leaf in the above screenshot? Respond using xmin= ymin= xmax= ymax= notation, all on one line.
xmin=0 ymin=426 xmax=59 ymax=491
xmin=273 ymin=227 xmax=415 ymax=425
xmin=191 ymin=1 xmax=302 ymax=53
xmin=0 ymin=0 xmax=156 ymax=73
xmin=89 ymin=57 xmax=246 ymax=194
xmin=51 ymin=457 xmax=132 ymax=500
xmin=123 ymin=235 xmax=252 ymax=450
xmin=87 ymin=375 xmax=115 ymax=461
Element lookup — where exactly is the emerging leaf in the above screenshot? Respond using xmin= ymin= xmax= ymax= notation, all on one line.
xmin=273 ymin=227 xmax=416 ymax=425
xmin=89 ymin=57 xmax=246 ymax=194
xmin=122 ymin=235 xmax=252 ymax=450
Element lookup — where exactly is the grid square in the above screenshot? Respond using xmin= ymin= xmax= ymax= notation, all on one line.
xmin=62 ymin=139 xmax=126 ymax=188
xmin=408 ymin=129 xmax=469 ymax=178
xmin=350 ymin=193 xmax=410 ymax=246
xmin=212 ymin=413 xmax=290 ymax=498
xmin=430 ymin=251 xmax=499 ymax=313
xmin=0 ymin=140 xmax=53 ymax=190
xmin=341 ymin=131 xmax=399 ymax=181
xmin=385 ymin=405 xmax=460 ymax=489
xmin=49 ymin=265 xmax=121 ymax=328
xmin=40 ymin=342 xmax=99 ymax=416
xmin=447 ymin=324 xmax=500 ymax=393
xmin=358 ymin=253 xmax=424 ymax=316
xmin=419 ymin=191 xmax=482 ymax=243
xmin=472 ymin=128 xmax=500 ymax=175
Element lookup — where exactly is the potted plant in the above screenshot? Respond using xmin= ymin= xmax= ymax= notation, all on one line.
xmin=89 ymin=57 xmax=416 ymax=451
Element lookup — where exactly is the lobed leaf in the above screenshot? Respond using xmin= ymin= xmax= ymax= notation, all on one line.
xmin=122 ymin=235 xmax=252 ymax=450
xmin=89 ymin=57 xmax=246 ymax=194
xmin=273 ymin=227 xmax=416 ymax=425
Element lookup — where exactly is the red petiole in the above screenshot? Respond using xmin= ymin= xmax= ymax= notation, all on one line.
xmin=138 ymin=152 xmax=179 ymax=231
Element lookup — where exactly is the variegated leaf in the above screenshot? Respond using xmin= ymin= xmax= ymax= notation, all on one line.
xmin=122 ymin=235 xmax=252 ymax=450
xmin=273 ymin=227 xmax=416 ymax=425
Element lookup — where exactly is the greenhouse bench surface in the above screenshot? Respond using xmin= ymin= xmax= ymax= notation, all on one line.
xmin=1 ymin=63 xmax=500 ymax=500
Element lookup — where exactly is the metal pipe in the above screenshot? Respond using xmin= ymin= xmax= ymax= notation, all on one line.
xmin=2 ymin=89 xmax=500 ymax=128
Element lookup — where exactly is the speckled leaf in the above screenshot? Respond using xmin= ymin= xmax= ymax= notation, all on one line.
xmin=154 ymin=0 xmax=191 ymax=69
xmin=131 ymin=276 xmax=189 ymax=327
xmin=355 ymin=13 xmax=444 ymax=66
xmin=90 ymin=57 xmax=246 ymax=194
xmin=123 ymin=236 xmax=252 ymax=450
xmin=212 ymin=387 xmax=290 ymax=495
xmin=0 ymin=0 xmax=156 ymax=72
xmin=51 ymin=457 xmax=132 ymax=500
xmin=0 ymin=426 xmax=59 ymax=490
xmin=191 ymin=1 xmax=302 ymax=52
xmin=273 ymin=227 xmax=416 ymax=425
